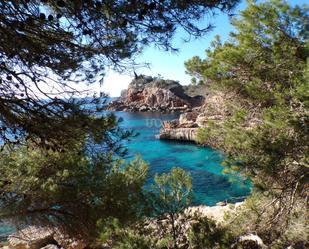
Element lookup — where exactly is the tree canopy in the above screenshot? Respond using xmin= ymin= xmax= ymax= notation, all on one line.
xmin=185 ymin=0 xmax=309 ymax=236
xmin=0 ymin=0 xmax=239 ymax=149
xmin=1 ymin=0 xmax=308 ymax=247
xmin=0 ymin=0 xmax=243 ymax=241
xmin=0 ymin=141 xmax=149 ymax=239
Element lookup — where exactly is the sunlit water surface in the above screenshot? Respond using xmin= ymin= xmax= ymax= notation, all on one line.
xmin=114 ymin=111 xmax=251 ymax=206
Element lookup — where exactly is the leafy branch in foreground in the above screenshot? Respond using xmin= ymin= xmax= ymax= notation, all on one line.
xmin=97 ymin=168 xmax=236 ymax=249
xmin=150 ymin=167 xmax=192 ymax=249
xmin=98 ymin=167 xmax=193 ymax=249
xmin=0 ymin=139 xmax=148 ymax=241
xmin=0 ymin=0 xmax=239 ymax=147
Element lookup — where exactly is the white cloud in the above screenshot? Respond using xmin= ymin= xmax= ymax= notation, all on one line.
xmin=100 ymin=71 xmax=132 ymax=97
xmin=26 ymin=70 xmax=132 ymax=99
xmin=70 ymin=71 xmax=132 ymax=98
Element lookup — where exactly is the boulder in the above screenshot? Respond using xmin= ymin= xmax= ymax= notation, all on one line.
xmin=53 ymin=229 xmax=86 ymax=249
xmin=179 ymin=111 xmax=199 ymax=125
xmin=7 ymin=226 xmax=86 ymax=249
xmin=8 ymin=226 xmax=54 ymax=249
xmin=40 ymin=245 xmax=59 ymax=249
xmin=236 ymin=234 xmax=266 ymax=249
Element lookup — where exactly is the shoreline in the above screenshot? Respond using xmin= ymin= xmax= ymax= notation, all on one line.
xmin=0 ymin=110 xmax=250 ymax=247
xmin=0 ymin=201 xmax=245 ymax=245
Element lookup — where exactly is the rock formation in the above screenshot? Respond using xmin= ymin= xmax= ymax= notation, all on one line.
xmin=6 ymin=226 xmax=86 ymax=249
xmin=159 ymin=126 xmax=198 ymax=142
xmin=158 ymin=110 xmax=200 ymax=142
xmin=236 ymin=234 xmax=267 ymax=249
xmin=185 ymin=202 xmax=244 ymax=225
xmin=108 ymin=75 xmax=204 ymax=113
xmin=158 ymin=91 xmax=239 ymax=143
xmin=7 ymin=226 xmax=54 ymax=249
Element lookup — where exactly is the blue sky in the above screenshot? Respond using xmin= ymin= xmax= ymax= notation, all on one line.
xmin=98 ymin=0 xmax=308 ymax=97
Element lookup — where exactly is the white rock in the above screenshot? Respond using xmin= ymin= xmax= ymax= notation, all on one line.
xmin=1 ymin=246 xmax=11 ymax=249
xmin=53 ymin=230 xmax=85 ymax=249
xmin=185 ymin=202 xmax=244 ymax=224
xmin=239 ymin=234 xmax=266 ymax=248
xmin=40 ymin=245 xmax=59 ymax=249
xmin=8 ymin=226 xmax=54 ymax=249
xmin=179 ymin=112 xmax=198 ymax=125
xmin=159 ymin=128 xmax=198 ymax=142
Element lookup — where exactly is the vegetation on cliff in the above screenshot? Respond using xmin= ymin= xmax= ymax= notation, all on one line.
xmin=185 ymin=0 xmax=308 ymax=247
xmin=108 ymin=75 xmax=205 ymax=112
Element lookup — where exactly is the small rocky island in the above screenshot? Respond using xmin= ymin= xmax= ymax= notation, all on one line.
xmin=107 ymin=75 xmax=205 ymax=113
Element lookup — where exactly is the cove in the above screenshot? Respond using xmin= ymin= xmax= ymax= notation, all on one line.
xmin=114 ymin=111 xmax=251 ymax=206
xmin=0 ymin=111 xmax=251 ymax=238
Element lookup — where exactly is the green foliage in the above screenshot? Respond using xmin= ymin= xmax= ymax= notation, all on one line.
xmin=152 ymin=167 xmax=192 ymax=214
xmin=97 ymin=167 xmax=193 ymax=249
xmin=97 ymin=218 xmax=156 ymax=249
xmin=224 ymin=192 xmax=309 ymax=247
xmin=0 ymin=145 xmax=148 ymax=239
xmin=0 ymin=0 xmax=239 ymax=147
xmin=185 ymin=0 xmax=309 ymax=244
xmin=186 ymin=0 xmax=309 ymax=105
xmin=188 ymin=215 xmax=233 ymax=249
xmin=97 ymin=214 xmax=236 ymax=249
xmin=185 ymin=56 xmax=207 ymax=84
xmin=150 ymin=167 xmax=192 ymax=249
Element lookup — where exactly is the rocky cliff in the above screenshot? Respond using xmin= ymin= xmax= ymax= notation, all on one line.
xmin=158 ymin=112 xmax=199 ymax=141
xmin=108 ymin=76 xmax=204 ymax=112
xmin=158 ymin=90 xmax=263 ymax=143
xmin=5 ymin=226 xmax=86 ymax=249
xmin=158 ymin=91 xmax=235 ymax=143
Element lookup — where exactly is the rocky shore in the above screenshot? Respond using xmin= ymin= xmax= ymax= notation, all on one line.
xmin=107 ymin=75 xmax=204 ymax=113
xmin=158 ymin=91 xmax=236 ymax=143
xmin=1 ymin=226 xmax=86 ymax=249
xmin=158 ymin=111 xmax=200 ymax=142
xmin=0 ymin=202 xmax=267 ymax=249
xmin=0 ymin=202 xmax=238 ymax=249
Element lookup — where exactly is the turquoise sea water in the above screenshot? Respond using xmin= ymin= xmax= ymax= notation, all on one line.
xmin=0 ymin=222 xmax=14 ymax=240
xmin=0 ymin=111 xmax=251 ymax=237
xmin=114 ymin=111 xmax=251 ymax=206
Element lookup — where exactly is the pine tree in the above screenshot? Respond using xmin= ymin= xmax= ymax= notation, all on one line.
xmin=0 ymin=0 xmax=239 ymax=147
xmin=185 ymin=0 xmax=309 ymax=239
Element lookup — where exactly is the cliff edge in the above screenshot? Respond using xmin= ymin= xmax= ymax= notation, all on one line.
xmin=108 ymin=75 xmax=205 ymax=113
